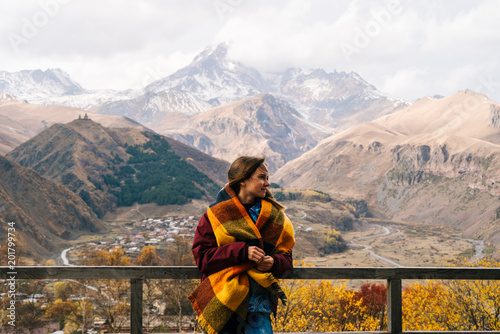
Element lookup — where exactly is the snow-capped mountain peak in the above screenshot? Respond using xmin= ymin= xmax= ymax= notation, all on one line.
xmin=145 ymin=43 xmax=266 ymax=105
xmin=191 ymin=42 xmax=229 ymax=64
xmin=0 ymin=68 xmax=83 ymax=101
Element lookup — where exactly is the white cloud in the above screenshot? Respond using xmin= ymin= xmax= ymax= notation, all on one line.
xmin=1 ymin=0 xmax=500 ymax=101
xmin=381 ymin=66 xmax=427 ymax=99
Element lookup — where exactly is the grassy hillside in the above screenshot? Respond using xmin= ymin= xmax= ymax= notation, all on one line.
xmin=0 ymin=155 xmax=104 ymax=261
xmin=7 ymin=119 xmax=227 ymax=218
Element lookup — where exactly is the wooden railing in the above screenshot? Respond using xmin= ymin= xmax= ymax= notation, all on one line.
xmin=2 ymin=266 xmax=500 ymax=334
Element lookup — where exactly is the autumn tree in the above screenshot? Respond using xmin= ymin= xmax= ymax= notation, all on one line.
xmin=45 ymin=298 xmax=94 ymax=332
xmin=82 ymin=248 xmax=108 ymax=266
xmin=136 ymin=245 xmax=162 ymax=266
xmin=402 ymin=281 xmax=451 ymax=331
xmin=45 ymin=299 xmax=72 ymax=330
xmin=401 ymin=256 xmax=500 ymax=331
xmin=321 ymin=228 xmax=347 ymax=254
xmin=136 ymin=245 xmax=163 ymax=329
xmin=355 ymin=283 xmax=387 ymax=330
xmin=443 ymin=256 xmax=500 ymax=330
xmin=159 ymin=236 xmax=197 ymax=332
xmin=81 ymin=246 xmax=131 ymax=266
xmin=16 ymin=301 xmax=46 ymax=334
xmin=275 ymin=278 xmax=378 ymax=332
xmin=54 ymin=281 xmax=74 ymax=301
xmin=164 ymin=235 xmax=195 ymax=266
xmin=275 ymin=262 xmax=383 ymax=332
xmin=78 ymin=246 xmax=131 ymax=332
xmin=107 ymin=247 xmax=131 ymax=266
xmin=3 ymin=280 xmax=46 ymax=333
xmin=46 ymin=259 xmax=57 ymax=266
xmin=70 ymin=298 xmax=95 ymax=333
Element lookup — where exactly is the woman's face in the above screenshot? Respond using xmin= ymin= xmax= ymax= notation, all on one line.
xmin=240 ymin=164 xmax=270 ymax=201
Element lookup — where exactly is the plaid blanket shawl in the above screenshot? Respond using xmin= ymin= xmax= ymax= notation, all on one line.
xmin=189 ymin=184 xmax=295 ymax=334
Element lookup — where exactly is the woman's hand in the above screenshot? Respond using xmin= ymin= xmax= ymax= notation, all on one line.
xmin=257 ymin=256 xmax=274 ymax=272
xmin=248 ymin=246 xmax=265 ymax=263
xmin=248 ymin=246 xmax=274 ymax=271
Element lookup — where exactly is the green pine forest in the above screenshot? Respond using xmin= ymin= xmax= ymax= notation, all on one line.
xmin=98 ymin=133 xmax=219 ymax=206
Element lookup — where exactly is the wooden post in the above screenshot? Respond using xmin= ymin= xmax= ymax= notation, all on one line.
xmin=131 ymin=279 xmax=144 ymax=334
xmin=387 ymin=278 xmax=402 ymax=334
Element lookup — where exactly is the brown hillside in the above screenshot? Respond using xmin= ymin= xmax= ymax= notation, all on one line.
xmin=7 ymin=119 xmax=228 ymax=217
xmin=0 ymin=99 xmax=148 ymax=155
xmin=275 ymin=90 xmax=500 ymax=247
xmin=0 ymin=155 xmax=104 ymax=261
xmin=7 ymin=120 xmax=129 ymax=217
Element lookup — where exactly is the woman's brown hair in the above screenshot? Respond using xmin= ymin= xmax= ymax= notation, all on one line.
xmin=228 ymin=156 xmax=285 ymax=210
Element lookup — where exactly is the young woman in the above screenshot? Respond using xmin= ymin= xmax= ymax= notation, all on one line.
xmin=189 ymin=156 xmax=295 ymax=334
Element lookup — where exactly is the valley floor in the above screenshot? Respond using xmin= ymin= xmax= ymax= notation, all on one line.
xmin=57 ymin=199 xmax=494 ymax=268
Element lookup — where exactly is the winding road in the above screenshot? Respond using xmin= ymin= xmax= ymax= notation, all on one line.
xmin=456 ymin=237 xmax=486 ymax=262
xmin=61 ymin=247 xmax=74 ymax=266
xmin=349 ymin=225 xmax=405 ymax=267
xmin=59 ymin=221 xmax=485 ymax=268
xmin=348 ymin=224 xmax=485 ymax=267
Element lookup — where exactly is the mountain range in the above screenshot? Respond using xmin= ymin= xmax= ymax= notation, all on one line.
xmin=164 ymin=93 xmax=329 ymax=172
xmin=0 ymin=69 xmax=83 ymax=100
xmin=274 ymin=90 xmax=500 ymax=247
xmin=0 ymin=44 xmax=406 ymax=171
xmin=1 ymin=42 xmax=500 ymax=252
xmin=93 ymin=44 xmax=406 ymax=168
xmin=0 ymin=68 xmax=140 ymax=109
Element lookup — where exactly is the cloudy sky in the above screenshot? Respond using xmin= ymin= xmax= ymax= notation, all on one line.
xmin=1 ymin=0 xmax=499 ymax=102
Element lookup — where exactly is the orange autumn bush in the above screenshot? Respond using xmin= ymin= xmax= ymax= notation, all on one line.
xmin=275 ymin=256 xmax=500 ymax=332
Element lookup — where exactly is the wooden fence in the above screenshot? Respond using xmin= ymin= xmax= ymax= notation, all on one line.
xmin=2 ymin=266 xmax=500 ymax=334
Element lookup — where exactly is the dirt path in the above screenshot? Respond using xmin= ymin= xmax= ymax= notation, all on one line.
xmin=135 ymin=203 xmax=146 ymax=219
xmin=61 ymin=247 xmax=74 ymax=266
xmin=347 ymin=223 xmax=485 ymax=267
xmin=349 ymin=225 xmax=404 ymax=267
xmin=456 ymin=237 xmax=485 ymax=262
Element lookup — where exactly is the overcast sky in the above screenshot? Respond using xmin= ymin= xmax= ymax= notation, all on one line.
xmin=1 ymin=0 xmax=499 ymax=102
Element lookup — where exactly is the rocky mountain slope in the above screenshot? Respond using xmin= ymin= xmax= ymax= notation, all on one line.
xmin=0 ymin=154 xmax=104 ymax=261
xmin=94 ymin=44 xmax=268 ymax=130
xmin=146 ymin=43 xmax=266 ymax=106
xmin=7 ymin=119 xmax=228 ymax=218
xmin=273 ymin=67 xmax=406 ymax=130
xmin=93 ymin=44 xmax=405 ymax=169
xmin=99 ymin=43 xmax=406 ymax=129
xmin=165 ymin=93 xmax=329 ymax=172
xmin=0 ymin=45 xmax=407 ymax=172
xmin=275 ymin=90 xmax=500 ymax=246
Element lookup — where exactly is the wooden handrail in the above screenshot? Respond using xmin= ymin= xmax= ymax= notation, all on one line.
xmin=3 ymin=266 xmax=500 ymax=334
